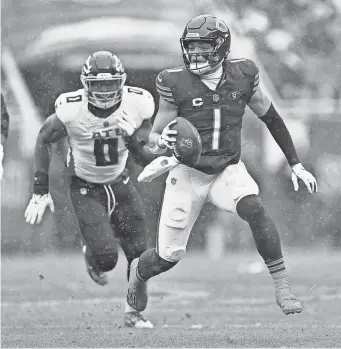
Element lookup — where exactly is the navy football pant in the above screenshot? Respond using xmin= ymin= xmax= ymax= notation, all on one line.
xmin=69 ymin=175 xmax=148 ymax=279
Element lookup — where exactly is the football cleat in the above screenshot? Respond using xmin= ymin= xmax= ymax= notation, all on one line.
xmin=276 ymin=292 xmax=303 ymax=315
xmin=82 ymin=245 xmax=108 ymax=286
xmin=126 ymin=258 xmax=148 ymax=312
xmin=274 ymin=274 xmax=303 ymax=315
xmin=124 ymin=312 xmax=154 ymax=329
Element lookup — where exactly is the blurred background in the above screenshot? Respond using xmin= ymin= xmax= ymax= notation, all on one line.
xmin=1 ymin=0 xmax=341 ymax=258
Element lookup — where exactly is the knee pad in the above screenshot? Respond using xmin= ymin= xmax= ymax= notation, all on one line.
xmin=137 ymin=248 xmax=178 ymax=280
xmin=236 ymin=194 xmax=266 ymax=222
xmin=164 ymin=193 xmax=192 ymax=229
xmin=92 ymin=252 xmax=118 ymax=272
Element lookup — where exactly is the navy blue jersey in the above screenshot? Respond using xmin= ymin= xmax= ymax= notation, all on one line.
xmin=156 ymin=59 xmax=259 ymax=174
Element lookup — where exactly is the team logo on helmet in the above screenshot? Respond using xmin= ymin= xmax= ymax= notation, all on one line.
xmin=82 ymin=56 xmax=92 ymax=75
xmin=216 ymin=19 xmax=229 ymax=33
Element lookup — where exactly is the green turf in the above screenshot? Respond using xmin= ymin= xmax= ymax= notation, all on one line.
xmin=2 ymin=249 xmax=341 ymax=348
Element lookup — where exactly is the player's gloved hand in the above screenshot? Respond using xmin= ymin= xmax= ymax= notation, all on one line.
xmin=117 ymin=114 xmax=137 ymax=136
xmin=157 ymin=120 xmax=178 ymax=149
xmin=0 ymin=144 xmax=4 ymax=181
xmin=24 ymin=193 xmax=55 ymax=224
xmin=291 ymin=163 xmax=318 ymax=194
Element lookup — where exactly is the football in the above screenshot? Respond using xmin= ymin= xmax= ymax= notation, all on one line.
xmin=171 ymin=117 xmax=202 ymax=167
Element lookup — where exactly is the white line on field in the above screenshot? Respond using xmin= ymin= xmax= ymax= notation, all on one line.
xmin=2 ymin=324 xmax=341 ymax=330
xmin=0 ymin=290 xmax=209 ymax=309
xmin=1 ymin=292 xmax=341 ymax=309
xmin=216 ymin=292 xmax=341 ymax=305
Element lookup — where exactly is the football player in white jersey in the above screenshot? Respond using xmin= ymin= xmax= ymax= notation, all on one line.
xmin=24 ymin=51 xmax=156 ymax=328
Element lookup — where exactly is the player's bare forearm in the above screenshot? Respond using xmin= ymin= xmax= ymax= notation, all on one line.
xmin=34 ymin=113 xmax=68 ymax=175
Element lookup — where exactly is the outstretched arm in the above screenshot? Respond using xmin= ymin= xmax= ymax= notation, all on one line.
xmin=25 ymin=113 xmax=67 ymax=224
xmin=248 ymin=86 xmax=300 ymax=167
xmin=248 ymin=85 xmax=317 ymax=193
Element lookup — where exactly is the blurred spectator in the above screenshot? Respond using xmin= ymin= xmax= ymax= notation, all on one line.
xmin=222 ymin=0 xmax=341 ymax=99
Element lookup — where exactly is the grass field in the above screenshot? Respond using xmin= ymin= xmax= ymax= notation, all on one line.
xmin=1 ymin=248 xmax=341 ymax=348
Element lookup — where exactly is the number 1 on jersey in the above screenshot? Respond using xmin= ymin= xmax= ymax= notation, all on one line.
xmin=212 ymin=108 xmax=221 ymax=150
xmin=94 ymin=138 xmax=118 ymax=166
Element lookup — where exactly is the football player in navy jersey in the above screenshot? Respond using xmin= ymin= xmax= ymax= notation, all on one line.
xmin=126 ymin=15 xmax=317 ymax=316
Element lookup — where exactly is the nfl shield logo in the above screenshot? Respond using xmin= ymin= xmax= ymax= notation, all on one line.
xmin=212 ymin=94 xmax=219 ymax=103
xmin=80 ymin=188 xmax=87 ymax=195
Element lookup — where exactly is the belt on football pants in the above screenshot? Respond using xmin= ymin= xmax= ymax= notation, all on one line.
xmin=71 ymin=168 xmax=130 ymax=216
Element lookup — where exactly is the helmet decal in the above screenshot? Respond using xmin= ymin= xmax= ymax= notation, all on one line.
xmin=216 ymin=19 xmax=228 ymax=33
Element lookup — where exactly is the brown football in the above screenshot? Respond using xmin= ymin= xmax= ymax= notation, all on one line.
xmin=171 ymin=117 xmax=202 ymax=167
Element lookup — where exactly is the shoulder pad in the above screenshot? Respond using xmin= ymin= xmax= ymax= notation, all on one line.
xmin=55 ymin=89 xmax=84 ymax=124
xmin=156 ymin=69 xmax=171 ymax=89
xmin=232 ymin=58 xmax=259 ymax=77
xmin=156 ymin=66 xmax=185 ymax=88
xmin=155 ymin=67 xmax=184 ymax=104
xmin=124 ymin=86 xmax=155 ymax=121
xmin=137 ymin=88 xmax=155 ymax=120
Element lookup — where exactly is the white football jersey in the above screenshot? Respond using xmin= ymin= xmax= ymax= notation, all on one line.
xmin=55 ymin=86 xmax=154 ymax=184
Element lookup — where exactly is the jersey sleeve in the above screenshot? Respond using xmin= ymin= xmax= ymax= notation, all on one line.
xmin=124 ymin=86 xmax=155 ymax=129
xmin=54 ymin=92 xmax=83 ymax=124
xmin=247 ymin=84 xmax=271 ymax=117
xmin=237 ymin=59 xmax=260 ymax=99
xmin=155 ymin=70 xmax=176 ymax=104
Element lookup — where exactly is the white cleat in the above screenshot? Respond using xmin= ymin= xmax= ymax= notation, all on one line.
xmin=126 ymin=258 xmax=148 ymax=312
xmin=124 ymin=312 xmax=154 ymax=329
xmin=273 ymin=273 xmax=303 ymax=315
xmin=276 ymin=293 xmax=303 ymax=315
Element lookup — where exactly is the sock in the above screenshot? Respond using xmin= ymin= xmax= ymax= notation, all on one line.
xmin=125 ymin=300 xmax=138 ymax=314
xmin=266 ymin=256 xmax=286 ymax=275
xmin=137 ymin=248 xmax=178 ymax=281
xmin=266 ymin=258 xmax=292 ymax=296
